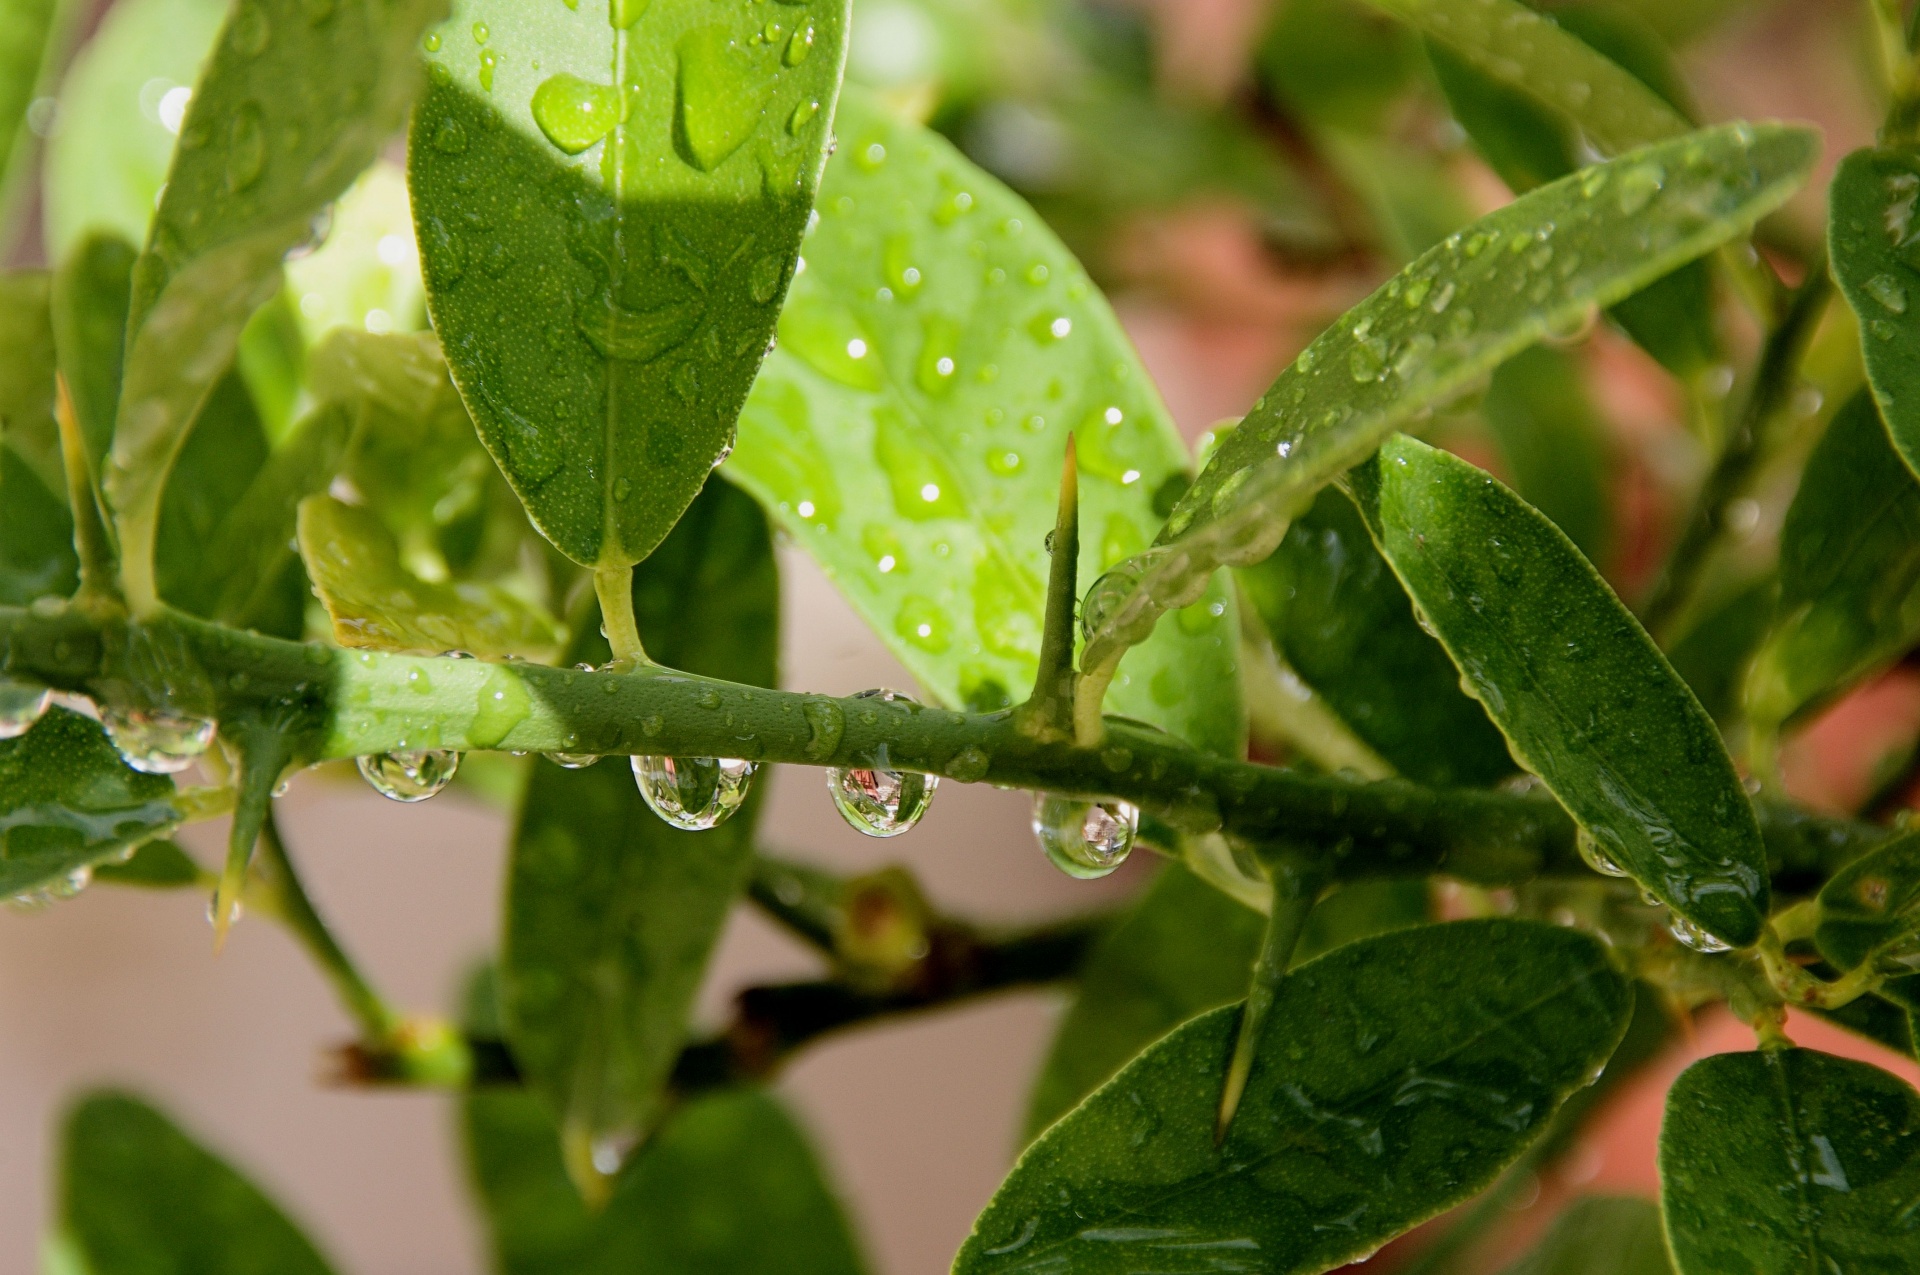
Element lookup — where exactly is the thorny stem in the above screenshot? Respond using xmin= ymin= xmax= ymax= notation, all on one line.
xmin=1017 ymin=438 xmax=1080 ymax=741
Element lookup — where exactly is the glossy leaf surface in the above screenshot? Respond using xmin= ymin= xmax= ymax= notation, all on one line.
xmin=1831 ymin=146 xmax=1920 ymax=480
xmin=61 ymin=1090 xmax=335 ymax=1275
xmin=1745 ymin=390 xmax=1920 ymax=733
xmin=1081 ymin=123 xmax=1815 ymax=703
xmin=1660 ymin=1048 xmax=1920 ymax=1273
xmin=0 ymin=709 xmax=180 ymax=900
xmin=1350 ymin=434 xmax=1767 ymax=946
xmin=1238 ymin=486 xmax=1513 ymax=787
xmin=505 ymin=477 xmax=776 ymax=1154
xmin=409 ymin=0 xmax=850 ymax=570
xmin=1815 ymin=829 xmax=1920 ymax=1012
xmin=297 ymin=494 xmax=565 ymax=662
xmin=727 ymin=90 xmax=1242 ymax=746
xmin=1496 ymin=1195 xmax=1673 ymax=1275
xmin=102 ymin=0 xmax=444 ymax=611
xmin=957 ymin=920 xmax=1630 ymax=1275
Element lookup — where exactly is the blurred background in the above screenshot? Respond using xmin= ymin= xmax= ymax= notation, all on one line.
xmin=4 ymin=0 xmax=1920 ymax=1271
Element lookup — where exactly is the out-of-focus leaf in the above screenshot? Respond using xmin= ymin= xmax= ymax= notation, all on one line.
xmin=1495 ymin=1195 xmax=1673 ymax=1275
xmin=505 ymin=477 xmax=776 ymax=1164
xmin=0 ymin=271 xmax=75 ymax=604
xmin=155 ymin=371 xmax=267 ymax=616
xmin=284 ymin=159 xmax=423 ymax=344
xmin=1815 ymin=829 xmax=1920 ymax=1012
xmin=236 ymin=289 xmax=306 ymax=443
xmin=92 ymin=839 xmax=203 ymax=889
xmin=1745 ymin=391 xmax=1920 ymax=735
xmin=51 ymin=233 xmax=137 ymax=469
xmin=1482 ymin=346 xmax=1613 ymax=566
xmin=0 ymin=0 xmax=60 ymax=201
xmin=727 ymin=90 xmax=1243 ymax=749
xmin=1831 ymin=146 xmax=1920 ymax=482
xmin=101 ymin=0 xmax=444 ymax=614
xmin=1322 ymin=130 xmax=1476 ymax=262
xmin=1079 ymin=124 xmax=1816 ymax=724
xmin=0 ymin=444 xmax=76 ymax=605
xmin=61 ymin=1090 xmax=336 ymax=1275
xmin=1810 ymin=992 xmax=1918 ymax=1061
xmin=297 ymin=494 xmax=565 ymax=661
xmin=1660 ymin=1048 xmax=1920 ymax=1273
xmin=1349 ymin=434 xmax=1768 ymax=947
xmin=0 ymin=708 xmax=179 ymax=900
xmin=1664 ymin=574 xmax=1775 ymax=724
xmin=957 ymin=920 xmax=1631 ymax=1275
xmin=1237 ymin=486 xmax=1514 ymax=787
xmin=409 ymin=0 xmax=849 ymax=572
xmin=1258 ymin=0 xmax=1421 ymax=134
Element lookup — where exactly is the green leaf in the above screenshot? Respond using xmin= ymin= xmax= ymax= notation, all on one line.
xmin=50 ymin=233 xmax=138 ymax=470
xmin=408 ymin=0 xmax=850 ymax=572
xmin=60 ymin=1090 xmax=336 ymax=1275
xmin=1810 ymin=992 xmax=1918 ymax=1061
xmin=155 ymin=370 xmax=268 ymax=616
xmin=92 ymin=838 xmax=204 ymax=889
xmin=0 ymin=0 xmax=60 ymax=194
xmin=1660 ymin=1048 xmax=1920 ymax=1273
xmin=1745 ymin=390 xmax=1920 ymax=735
xmin=1664 ymin=574 xmax=1776 ymax=724
xmin=0 ymin=708 xmax=180 ymax=900
xmin=1830 ymin=145 xmax=1920 ymax=482
xmin=1349 ymin=434 xmax=1768 ymax=947
xmin=283 ymin=159 xmax=424 ymax=343
xmin=1237 ymin=486 xmax=1514 ymax=787
xmin=1481 ymin=345 xmax=1613 ymax=566
xmin=504 ymin=476 xmax=777 ymax=1162
xmin=1256 ymin=0 xmax=1421 ymax=135
xmin=1078 ymin=123 xmax=1816 ymax=725
xmin=1495 ymin=1195 xmax=1673 ymax=1275
xmin=0 ymin=444 xmax=77 ymax=605
xmin=1815 ymin=828 xmax=1920 ymax=1012
xmin=297 ymin=494 xmax=566 ymax=661
xmin=726 ymin=89 xmax=1243 ymax=749
xmin=0 ymin=272 xmax=77 ymax=605
xmin=102 ymin=0 xmax=445 ymax=614
xmin=957 ymin=919 xmax=1631 ymax=1275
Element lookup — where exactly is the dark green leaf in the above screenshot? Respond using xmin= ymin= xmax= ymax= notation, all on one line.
xmin=1810 ymin=992 xmax=1918 ymax=1061
xmin=0 ymin=270 xmax=59 ymax=492
xmin=1257 ymin=0 xmax=1421 ymax=134
xmin=1745 ymin=390 xmax=1920 ymax=735
xmin=957 ymin=919 xmax=1631 ymax=1275
xmin=1830 ymin=146 xmax=1920 ymax=482
xmin=1349 ymin=434 xmax=1768 ymax=946
xmin=1660 ymin=1048 xmax=1920 ymax=1273
xmin=50 ymin=233 xmax=138 ymax=471
xmin=0 ymin=443 xmax=77 ymax=605
xmin=1495 ymin=1195 xmax=1673 ymax=1275
xmin=409 ymin=0 xmax=850 ymax=570
xmin=1237 ymin=486 xmax=1514 ymax=787
xmin=0 ymin=0 xmax=59 ymax=196
xmin=1482 ymin=345 xmax=1613 ymax=566
xmin=1080 ymin=124 xmax=1816 ymax=717
xmin=92 ymin=838 xmax=204 ymax=889
xmin=1815 ymin=829 xmax=1920 ymax=1012
xmin=60 ymin=1090 xmax=336 ymax=1275
xmin=727 ymin=89 xmax=1242 ymax=748
xmin=1664 ymin=574 xmax=1775 ymax=724
xmin=102 ymin=0 xmax=444 ymax=613
xmin=0 ymin=708 xmax=180 ymax=900
xmin=155 ymin=370 xmax=268 ymax=617
xmin=505 ymin=477 xmax=777 ymax=1157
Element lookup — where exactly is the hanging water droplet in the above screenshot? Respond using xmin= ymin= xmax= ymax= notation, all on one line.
xmin=101 ymin=707 xmax=216 ymax=775
xmin=0 ymin=677 xmax=53 ymax=739
xmin=825 ymin=690 xmax=938 ymax=837
xmin=1867 ymin=273 xmax=1909 ymax=314
xmin=1667 ymin=912 xmax=1733 ymax=953
xmin=207 ymin=889 xmax=243 ymax=930
xmin=1032 ymin=794 xmax=1137 ymax=879
xmin=632 ymin=755 xmax=756 ymax=829
xmin=547 ymin=752 xmax=600 ymax=769
xmin=358 ymin=749 xmax=460 ymax=802
xmin=1575 ymin=830 xmax=1631 ymax=878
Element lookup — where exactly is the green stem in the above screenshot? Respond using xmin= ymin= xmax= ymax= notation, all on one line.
xmin=1017 ymin=437 xmax=1080 ymax=740
xmin=1218 ymin=854 xmax=1325 ymax=1139
xmin=593 ymin=565 xmax=647 ymax=667
xmin=54 ymin=377 xmax=120 ymax=607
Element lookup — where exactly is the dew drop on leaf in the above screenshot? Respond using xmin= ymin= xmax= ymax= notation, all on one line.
xmin=788 ymin=98 xmax=820 ymax=135
xmin=1032 ymin=794 xmax=1138 ymax=879
xmin=1667 ymin=911 xmax=1733 ymax=953
xmin=1866 ymin=272 xmax=1909 ymax=314
xmin=631 ymin=755 xmax=756 ymax=829
xmin=0 ymin=678 xmax=52 ymax=739
xmin=225 ymin=103 xmax=267 ymax=191
xmin=358 ymin=749 xmax=460 ymax=801
xmin=102 ymin=707 xmax=216 ymax=775
xmin=1576 ymin=830 xmax=1632 ymax=878
xmin=785 ymin=21 xmax=814 ymax=65
xmin=531 ymin=73 xmax=622 ymax=155
xmin=545 ymin=752 xmax=600 ymax=769
xmin=1615 ymin=163 xmax=1665 ymax=215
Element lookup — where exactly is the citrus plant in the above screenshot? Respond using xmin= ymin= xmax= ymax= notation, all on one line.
xmin=4 ymin=0 xmax=1920 ymax=1271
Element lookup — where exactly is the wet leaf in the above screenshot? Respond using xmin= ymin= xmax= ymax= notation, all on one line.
xmin=957 ymin=919 xmax=1631 ymax=1275
xmin=409 ymin=0 xmax=850 ymax=572
xmin=1481 ymin=345 xmax=1613 ymax=566
xmin=1349 ymin=434 xmax=1767 ymax=947
xmin=1831 ymin=146 xmax=1920 ymax=481
xmin=1745 ymin=390 xmax=1920 ymax=734
xmin=51 ymin=233 xmax=138 ymax=470
xmin=60 ymin=1090 xmax=336 ymax=1275
xmin=297 ymin=494 xmax=565 ymax=661
xmin=1079 ymin=123 xmax=1815 ymax=718
xmin=504 ymin=477 xmax=776 ymax=1163
xmin=102 ymin=0 xmax=444 ymax=613
xmin=1814 ymin=829 xmax=1920 ymax=1012
xmin=726 ymin=90 xmax=1242 ymax=748
xmin=1237 ymin=486 xmax=1514 ymax=787
xmin=0 ymin=708 xmax=180 ymax=901
xmin=1660 ymin=1048 xmax=1920 ymax=1273
xmin=1495 ymin=1195 xmax=1673 ymax=1275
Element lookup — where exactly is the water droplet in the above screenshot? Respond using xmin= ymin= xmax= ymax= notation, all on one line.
xmin=947 ymin=745 xmax=990 ymax=783
xmin=471 ymin=20 xmax=489 ymax=42
xmin=546 ymin=752 xmax=600 ymax=769
xmin=785 ymin=21 xmax=814 ymax=65
xmin=531 ymin=73 xmax=622 ymax=154
xmin=894 ymin=596 xmax=950 ymax=652
xmin=1032 ymin=794 xmax=1137 ymax=879
xmin=1867 ymin=273 xmax=1909 ymax=314
xmin=1576 ymin=830 xmax=1631 ymax=878
xmin=1873 ymin=318 xmax=1898 ymax=341
xmin=1667 ymin=912 xmax=1733 ymax=953
xmin=478 ymin=48 xmax=497 ymax=92
xmin=102 ymin=707 xmax=216 ymax=775
xmin=631 ymin=755 xmax=756 ymax=829
xmin=423 ymin=31 xmax=440 ymax=52
xmin=358 ymin=750 xmax=460 ymax=802
xmin=855 ymin=140 xmax=887 ymax=171
xmin=1615 ymin=163 xmax=1665 ymax=215
xmin=231 ymin=3 xmax=270 ymax=56
xmin=0 ymin=678 xmax=52 ymax=739
xmin=788 ymin=98 xmax=820 ymax=135
xmin=1348 ymin=341 xmax=1384 ymax=383
xmin=801 ymin=698 xmax=845 ymax=760
xmin=433 ymin=117 xmax=468 ymax=154
xmin=207 ymin=890 xmax=242 ymax=930
xmin=609 ymin=0 xmax=648 ymax=29
xmin=826 ymin=693 xmax=936 ymax=837
xmin=676 ymin=25 xmax=768 ymax=171
xmin=226 ymin=103 xmax=267 ymax=191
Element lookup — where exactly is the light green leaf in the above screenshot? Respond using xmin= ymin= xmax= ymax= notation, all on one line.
xmin=1349 ymin=433 xmax=1768 ymax=947
xmin=1237 ymin=486 xmax=1514 ymax=787
xmin=1482 ymin=345 xmax=1613 ymax=566
xmin=1077 ymin=123 xmax=1816 ymax=730
xmin=957 ymin=919 xmax=1631 ymax=1275
xmin=726 ymin=89 xmax=1243 ymax=749
xmin=284 ymin=159 xmax=424 ymax=343
xmin=60 ymin=1090 xmax=336 ymax=1275
xmin=1745 ymin=390 xmax=1920 ymax=735
xmin=408 ymin=0 xmax=850 ymax=572
xmin=102 ymin=0 xmax=445 ymax=615
xmin=1830 ymin=146 xmax=1920 ymax=481
xmin=297 ymin=494 xmax=565 ymax=661
xmin=1495 ymin=1196 xmax=1673 ymax=1275
xmin=1660 ymin=1048 xmax=1920 ymax=1273
xmin=0 ymin=0 xmax=60 ymax=196
xmin=50 ymin=233 xmax=138 ymax=470
xmin=92 ymin=838 xmax=204 ymax=889
xmin=0 ymin=708 xmax=180 ymax=900
xmin=504 ymin=477 xmax=776 ymax=1166
xmin=1814 ymin=828 xmax=1920 ymax=1012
